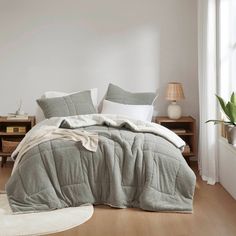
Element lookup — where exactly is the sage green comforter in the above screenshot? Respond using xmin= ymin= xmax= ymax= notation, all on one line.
xmin=6 ymin=115 xmax=196 ymax=213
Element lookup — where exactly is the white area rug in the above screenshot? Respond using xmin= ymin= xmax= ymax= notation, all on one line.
xmin=0 ymin=194 xmax=94 ymax=236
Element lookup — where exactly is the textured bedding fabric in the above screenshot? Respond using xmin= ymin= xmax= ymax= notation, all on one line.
xmin=105 ymin=83 xmax=157 ymax=105
xmin=6 ymin=115 xmax=196 ymax=213
xmin=37 ymin=90 xmax=96 ymax=118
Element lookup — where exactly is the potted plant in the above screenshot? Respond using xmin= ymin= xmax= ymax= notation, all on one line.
xmin=206 ymin=92 xmax=236 ymax=145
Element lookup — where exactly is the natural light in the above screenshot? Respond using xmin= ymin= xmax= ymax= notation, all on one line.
xmin=219 ymin=0 xmax=236 ymax=98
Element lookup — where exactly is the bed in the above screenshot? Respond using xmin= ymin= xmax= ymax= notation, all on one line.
xmin=6 ymin=84 xmax=196 ymax=213
xmin=6 ymin=114 xmax=196 ymax=213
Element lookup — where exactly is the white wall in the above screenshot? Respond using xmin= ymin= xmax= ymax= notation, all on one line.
xmin=0 ymin=0 xmax=198 ymax=119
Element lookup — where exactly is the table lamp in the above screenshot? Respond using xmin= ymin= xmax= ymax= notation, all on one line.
xmin=166 ymin=82 xmax=185 ymax=119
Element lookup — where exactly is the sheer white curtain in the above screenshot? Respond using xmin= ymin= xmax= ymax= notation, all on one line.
xmin=198 ymin=0 xmax=218 ymax=184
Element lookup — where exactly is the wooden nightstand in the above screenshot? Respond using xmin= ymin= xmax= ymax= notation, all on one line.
xmin=0 ymin=116 xmax=36 ymax=167
xmin=155 ymin=116 xmax=197 ymax=159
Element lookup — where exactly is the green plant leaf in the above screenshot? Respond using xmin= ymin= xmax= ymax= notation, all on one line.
xmin=226 ymin=101 xmax=236 ymax=123
xmin=216 ymin=95 xmax=229 ymax=117
xmin=205 ymin=119 xmax=233 ymax=125
xmin=206 ymin=120 xmax=223 ymax=124
xmin=206 ymin=94 xmax=236 ymax=126
xmin=230 ymin=102 xmax=236 ymax=123
xmin=230 ymin=92 xmax=236 ymax=105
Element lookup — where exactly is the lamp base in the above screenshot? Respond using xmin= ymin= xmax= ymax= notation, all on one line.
xmin=167 ymin=102 xmax=182 ymax=119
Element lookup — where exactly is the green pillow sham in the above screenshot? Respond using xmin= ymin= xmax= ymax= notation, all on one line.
xmin=37 ymin=90 xmax=96 ymax=118
xmin=105 ymin=83 xmax=156 ymax=105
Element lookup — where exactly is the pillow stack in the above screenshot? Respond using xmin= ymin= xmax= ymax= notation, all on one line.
xmin=101 ymin=84 xmax=157 ymax=122
xmin=36 ymin=84 xmax=157 ymax=122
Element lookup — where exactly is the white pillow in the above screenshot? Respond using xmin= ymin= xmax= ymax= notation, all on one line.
xmin=101 ymin=100 xmax=154 ymax=122
xmin=36 ymin=88 xmax=98 ymax=123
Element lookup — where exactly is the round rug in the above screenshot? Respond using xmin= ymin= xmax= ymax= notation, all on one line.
xmin=0 ymin=194 xmax=94 ymax=236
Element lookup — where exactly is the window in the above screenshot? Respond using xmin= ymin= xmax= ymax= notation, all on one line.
xmin=217 ymin=0 xmax=236 ymax=128
xmin=219 ymin=0 xmax=236 ymax=98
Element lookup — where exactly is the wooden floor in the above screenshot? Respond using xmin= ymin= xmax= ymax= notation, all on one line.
xmin=1 ymin=162 xmax=236 ymax=236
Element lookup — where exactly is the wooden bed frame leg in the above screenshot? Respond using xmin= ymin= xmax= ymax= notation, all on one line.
xmin=1 ymin=157 xmax=7 ymax=167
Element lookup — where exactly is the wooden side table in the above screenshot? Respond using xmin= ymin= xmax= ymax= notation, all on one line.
xmin=155 ymin=116 xmax=197 ymax=159
xmin=0 ymin=116 xmax=36 ymax=167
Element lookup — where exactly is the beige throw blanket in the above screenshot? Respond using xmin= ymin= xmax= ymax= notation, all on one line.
xmin=12 ymin=126 xmax=98 ymax=174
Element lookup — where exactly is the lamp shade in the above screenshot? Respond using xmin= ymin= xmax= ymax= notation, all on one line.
xmin=166 ymin=82 xmax=185 ymax=101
